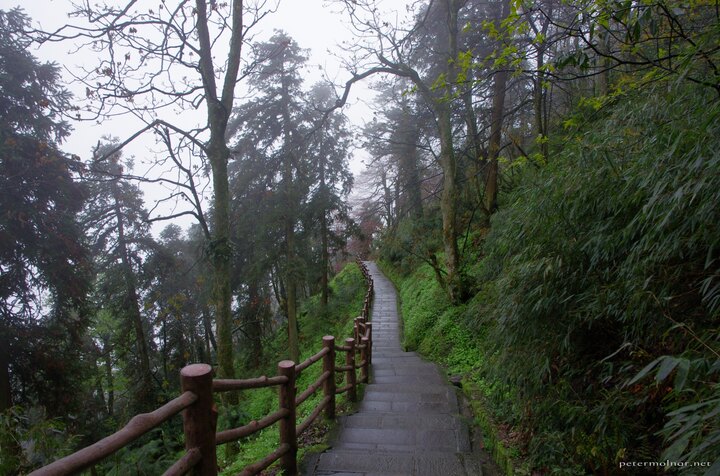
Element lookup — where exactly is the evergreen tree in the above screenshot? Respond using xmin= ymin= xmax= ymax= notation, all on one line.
xmin=81 ymin=139 xmax=157 ymax=413
xmin=304 ymin=83 xmax=355 ymax=307
xmin=144 ymin=225 xmax=209 ymax=392
xmin=229 ymin=32 xmax=310 ymax=362
xmin=0 ymin=8 xmax=90 ymax=415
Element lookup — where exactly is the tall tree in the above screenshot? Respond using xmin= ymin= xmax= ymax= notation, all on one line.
xmin=229 ymin=32 xmax=310 ymax=362
xmin=82 ymin=140 xmax=156 ymax=412
xmin=144 ymin=224 xmax=209 ymax=388
xmin=305 ymin=83 xmax=355 ymax=307
xmin=0 ymin=8 xmax=90 ymax=414
xmin=365 ymin=82 xmax=425 ymax=222
xmin=33 ymin=1 xmax=278 ymax=392
xmin=335 ymin=0 xmax=467 ymax=301
xmin=484 ymin=0 xmax=512 ymax=213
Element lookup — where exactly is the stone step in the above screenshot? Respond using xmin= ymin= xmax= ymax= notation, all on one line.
xmin=338 ymin=413 xmax=467 ymax=431
xmin=307 ymin=261 xmax=492 ymax=476
xmin=313 ymin=449 xmax=483 ymax=476
xmin=362 ymin=391 xmax=454 ymax=404
xmin=371 ymin=374 xmax=446 ymax=385
xmin=358 ymin=398 xmax=459 ymax=414
xmin=332 ymin=427 xmax=470 ymax=453
xmin=371 ymin=367 xmax=442 ymax=378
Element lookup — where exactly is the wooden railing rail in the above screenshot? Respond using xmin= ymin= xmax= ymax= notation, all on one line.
xmin=295 ymin=346 xmax=330 ymax=374
xmin=296 ymin=370 xmax=331 ymax=406
xmin=215 ymin=408 xmax=289 ymax=445
xmin=163 ymin=447 xmax=202 ymax=476
xmin=212 ymin=375 xmax=289 ymax=392
xmin=29 ymin=391 xmax=199 ymax=476
xmin=31 ymin=260 xmax=374 ymax=476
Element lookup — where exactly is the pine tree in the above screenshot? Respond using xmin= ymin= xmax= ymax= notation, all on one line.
xmin=81 ymin=139 xmax=157 ymax=413
xmin=0 ymin=8 xmax=90 ymax=415
xmin=229 ymin=32 xmax=310 ymax=362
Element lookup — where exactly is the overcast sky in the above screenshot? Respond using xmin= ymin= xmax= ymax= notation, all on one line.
xmin=1 ymin=0 xmax=402 ymax=231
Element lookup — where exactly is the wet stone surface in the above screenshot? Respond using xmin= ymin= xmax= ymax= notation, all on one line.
xmin=306 ymin=262 xmax=487 ymax=476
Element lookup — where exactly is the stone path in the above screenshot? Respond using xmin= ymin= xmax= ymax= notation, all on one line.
xmin=308 ymin=262 xmax=488 ymax=476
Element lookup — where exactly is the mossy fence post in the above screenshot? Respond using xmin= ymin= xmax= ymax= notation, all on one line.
xmin=278 ymin=360 xmax=297 ymax=475
xmin=322 ymin=336 xmax=336 ymax=419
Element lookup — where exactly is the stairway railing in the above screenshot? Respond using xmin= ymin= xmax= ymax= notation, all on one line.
xmin=30 ymin=260 xmax=374 ymax=476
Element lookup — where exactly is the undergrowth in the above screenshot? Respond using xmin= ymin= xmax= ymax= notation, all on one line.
xmin=379 ymin=82 xmax=719 ymax=475
xmin=220 ymin=262 xmax=366 ymax=474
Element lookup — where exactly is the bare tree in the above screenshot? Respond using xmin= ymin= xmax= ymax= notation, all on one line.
xmin=332 ymin=0 xmax=468 ymax=301
xmin=31 ymin=3 xmax=279 ymax=457
xmin=34 ymin=1 xmax=279 ymax=389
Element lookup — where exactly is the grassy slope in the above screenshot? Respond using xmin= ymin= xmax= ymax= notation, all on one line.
xmin=380 ymin=261 xmax=519 ymax=474
xmin=221 ymin=263 xmax=366 ymax=474
xmin=380 ymin=83 xmax=720 ymax=475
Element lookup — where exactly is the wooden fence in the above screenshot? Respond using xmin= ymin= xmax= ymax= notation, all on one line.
xmin=30 ymin=260 xmax=374 ymax=476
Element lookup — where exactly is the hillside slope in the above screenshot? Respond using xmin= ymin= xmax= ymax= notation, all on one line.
xmin=380 ymin=84 xmax=720 ymax=474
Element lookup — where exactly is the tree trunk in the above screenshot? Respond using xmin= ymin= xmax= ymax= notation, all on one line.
xmin=530 ymin=13 xmax=550 ymax=162
xmin=534 ymin=43 xmax=548 ymax=161
xmin=397 ymin=104 xmax=423 ymax=219
xmin=280 ymin=65 xmax=300 ymax=364
xmin=320 ymin=210 xmax=329 ymax=308
xmin=195 ymin=0 xmax=244 ymax=456
xmin=246 ymin=282 xmax=264 ymax=368
xmin=0 ymin=333 xmax=12 ymax=411
xmin=484 ymin=0 xmax=511 ymax=214
xmin=208 ymin=134 xmax=240 ymax=459
xmin=112 ymin=182 xmax=154 ymax=411
xmin=93 ymin=351 xmax=108 ymax=416
xmin=285 ymin=217 xmax=300 ymax=363
xmin=162 ymin=315 xmax=168 ymax=380
xmin=438 ymin=0 xmax=463 ymax=302
xmin=209 ymin=146 xmax=235 ymax=381
xmin=319 ymin=154 xmax=330 ymax=308
xmin=381 ymin=166 xmax=394 ymax=226
xmin=462 ymin=66 xmax=484 ymax=210
xmin=437 ymin=104 xmax=461 ymax=301
xmin=102 ymin=338 xmax=114 ymax=417
xmin=201 ymin=308 xmax=217 ymax=355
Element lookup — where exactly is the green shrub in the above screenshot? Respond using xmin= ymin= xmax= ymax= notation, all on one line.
xmin=222 ymin=262 xmax=366 ymax=474
xmin=0 ymin=406 xmax=79 ymax=474
xmin=382 ymin=82 xmax=720 ymax=473
xmin=481 ymin=83 xmax=720 ymax=471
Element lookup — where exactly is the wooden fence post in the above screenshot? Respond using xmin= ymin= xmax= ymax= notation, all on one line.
xmin=278 ymin=360 xmax=297 ymax=475
xmin=360 ymin=336 xmax=369 ymax=384
xmin=180 ymin=364 xmax=217 ymax=476
xmin=322 ymin=336 xmax=336 ymax=419
xmin=366 ymin=323 xmax=372 ymax=367
xmin=345 ymin=338 xmax=357 ymax=402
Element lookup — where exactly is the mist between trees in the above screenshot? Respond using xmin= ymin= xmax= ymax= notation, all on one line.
xmin=2 ymin=0 xmax=719 ymax=474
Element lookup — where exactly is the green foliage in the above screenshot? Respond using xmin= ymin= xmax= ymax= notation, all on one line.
xmin=479 ymin=82 xmax=720 ymax=471
xmin=378 ymin=214 xmax=444 ymax=277
xmin=0 ymin=406 xmax=79 ymax=474
xmin=98 ymin=429 xmax=184 ymax=476
xmin=382 ymin=80 xmax=720 ymax=473
xmin=383 ymin=259 xmax=493 ymax=376
xmin=300 ymin=262 xmax=367 ymax=338
xmin=0 ymin=7 xmax=91 ymax=421
xmin=221 ymin=262 xmax=366 ymax=473
xmin=554 ymin=0 xmax=720 ymax=94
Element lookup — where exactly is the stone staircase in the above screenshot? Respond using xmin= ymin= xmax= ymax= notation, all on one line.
xmin=307 ymin=262 xmax=495 ymax=476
